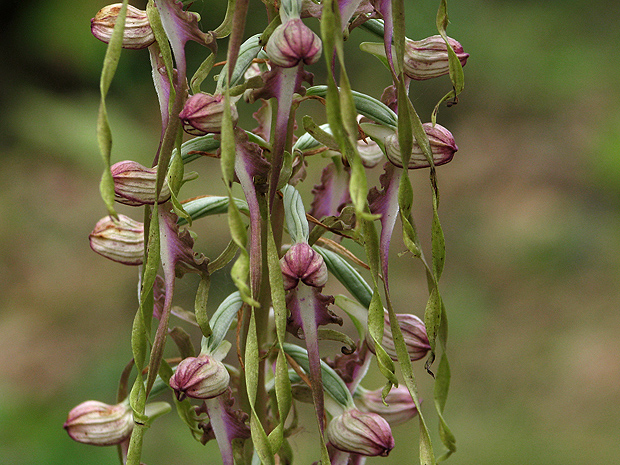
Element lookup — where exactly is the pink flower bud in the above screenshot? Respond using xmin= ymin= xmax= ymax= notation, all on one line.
xmin=265 ymin=18 xmax=322 ymax=68
xmin=356 ymin=386 xmax=419 ymax=425
xmin=384 ymin=123 xmax=457 ymax=169
xmin=169 ymin=354 xmax=230 ymax=401
xmin=64 ymin=400 xmax=133 ymax=446
xmin=91 ymin=4 xmax=155 ymax=50
xmin=89 ymin=214 xmax=144 ymax=265
xmin=326 ymin=408 xmax=395 ymax=457
xmin=179 ymin=93 xmax=238 ymax=135
xmin=403 ymin=35 xmax=469 ymax=81
xmin=368 ymin=312 xmax=431 ymax=362
xmin=111 ymin=160 xmax=170 ymax=206
xmin=280 ymin=243 xmax=328 ymax=290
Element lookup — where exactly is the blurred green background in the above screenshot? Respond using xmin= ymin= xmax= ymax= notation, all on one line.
xmin=1 ymin=0 xmax=619 ymax=464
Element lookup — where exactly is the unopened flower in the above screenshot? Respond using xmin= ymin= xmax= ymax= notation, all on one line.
xmin=91 ymin=4 xmax=155 ymax=50
xmin=265 ymin=18 xmax=322 ymax=68
xmin=280 ymin=242 xmax=328 ymax=290
xmin=369 ymin=312 xmax=431 ymax=362
xmin=326 ymin=408 xmax=395 ymax=457
xmin=179 ymin=93 xmax=238 ymax=135
xmin=403 ymin=35 xmax=469 ymax=81
xmin=89 ymin=214 xmax=144 ymax=265
xmin=169 ymin=354 xmax=230 ymax=401
xmin=64 ymin=400 xmax=133 ymax=446
xmin=357 ymin=136 xmax=384 ymax=168
xmin=384 ymin=123 xmax=458 ymax=169
xmin=111 ymin=160 xmax=170 ymax=206
xmin=356 ymin=386 xmax=419 ymax=425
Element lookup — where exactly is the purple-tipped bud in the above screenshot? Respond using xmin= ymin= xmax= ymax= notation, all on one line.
xmin=326 ymin=408 xmax=395 ymax=457
xmin=63 ymin=400 xmax=133 ymax=446
xmin=356 ymin=386 xmax=419 ymax=425
xmin=369 ymin=312 xmax=431 ymax=362
xmin=265 ymin=18 xmax=322 ymax=68
xmin=91 ymin=4 xmax=155 ymax=50
xmin=169 ymin=354 xmax=230 ymax=401
xmin=403 ymin=35 xmax=469 ymax=81
xmin=280 ymin=243 xmax=328 ymax=290
xmin=89 ymin=214 xmax=144 ymax=265
xmin=111 ymin=160 xmax=170 ymax=206
xmin=384 ymin=123 xmax=458 ymax=169
xmin=179 ymin=93 xmax=238 ymax=135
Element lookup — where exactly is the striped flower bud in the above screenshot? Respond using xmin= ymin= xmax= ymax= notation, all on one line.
xmin=403 ymin=35 xmax=469 ymax=81
xmin=91 ymin=4 xmax=155 ymax=50
xmin=265 ymin=18 xmax=322 ymax=68
xmin=169 ymin=354 xmax=230 ymax=401
xmin=326 ymin=408 xmax=395 ymax=457
xmin=384 ymin=123 xmax=457 ymax=169
xmin=64 ymin=400 xmax=133 ymax=446
xmin=356 ymin=386 xmax=419 ymax=425
xmin=89 ymin=215 xmax=144 ymax=265
xmin=111 ymin=160 xmax=170 ymax=206
xmin=368 ymin=312 xmax=431 ymax=362
xmin=280 ymin=242 xmax=328 ymax=291
xmin=179 ymin=93 xmax=238 ymax=135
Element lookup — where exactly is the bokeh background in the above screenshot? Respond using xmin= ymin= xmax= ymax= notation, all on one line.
xmin=1 ymin=0 xmax=619 ymax=464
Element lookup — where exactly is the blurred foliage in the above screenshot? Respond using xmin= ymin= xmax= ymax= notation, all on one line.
xmin=1 ymin=0 xmax=620 ymax=464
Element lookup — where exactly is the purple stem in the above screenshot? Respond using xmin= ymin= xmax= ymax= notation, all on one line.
xmin=234 ymin=130 xmax=265 ymax=297
xmin=369 ymin=163 xmax=400 ymax=290
xmin=204 ymin=397 xmax=235 ymax=465
xmin=296 ymin=284 xmax=326 ymax=433
xmin=268 ymin=65 xmax=303 ymax=208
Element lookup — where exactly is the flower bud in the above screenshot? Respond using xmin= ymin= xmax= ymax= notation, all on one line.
xmin=403 ymin=35 xmax=469 ymax=81
xmin=111 ymin=161 xmax=170 ymax=206
xmin=265 ymin=18 xmax=322 ymax=68
xmin=169 ymin=354 xmax=230 ymax=401
xmin=91 ymin=4 xmax=155 ymax=50
xmin=64 ymin=400 xmax=133 ymax=446
xmin=356 ymin=386 xmax=419 ymax=425
xmin=280 ymin=242 xmax=328 ymax=290
xmin=326 ymin=408 xmax=395 ymax=457
xmin=179 ymin=93 xmax=238 ymax=135
xmin=369 ymin=312 xmax=430 ymax=362
xmin=384 ymin=123 xmax=457 ymax=169
xmin=357 ymin=137 xmax=384 ymax=168
xmin=89 ymin=214 xmax=144 ymax=265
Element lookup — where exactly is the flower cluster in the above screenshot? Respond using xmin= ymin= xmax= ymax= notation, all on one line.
xmin=65 ymin=0 xmax=468 ymax=463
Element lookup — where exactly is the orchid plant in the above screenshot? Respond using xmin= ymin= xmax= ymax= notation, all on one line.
xmin=64 ymin=0 xmax=468 ymax=464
